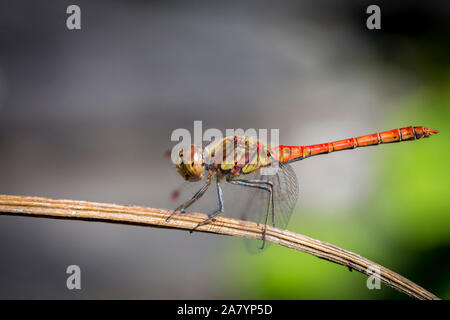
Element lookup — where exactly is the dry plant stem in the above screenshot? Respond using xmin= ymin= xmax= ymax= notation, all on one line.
xmin=0 ymin=194 xmax=439 ymax=300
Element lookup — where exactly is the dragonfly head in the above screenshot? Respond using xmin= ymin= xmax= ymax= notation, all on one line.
xmin=176 ymin=145 xmax=204 ymax=182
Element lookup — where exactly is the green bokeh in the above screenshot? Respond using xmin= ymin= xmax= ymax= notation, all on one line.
xmin=219 ymin=79 xmax=450 ymax=300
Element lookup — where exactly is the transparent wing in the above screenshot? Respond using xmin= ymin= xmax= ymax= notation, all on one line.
xmin=169 ymin=162 xmax=299 ymax=253
xmin=230 ymin=163 xmax=299 ymax=252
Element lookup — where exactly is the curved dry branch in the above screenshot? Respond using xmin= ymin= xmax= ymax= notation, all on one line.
xmin=0 ymin=194 xmax=439 ymax=300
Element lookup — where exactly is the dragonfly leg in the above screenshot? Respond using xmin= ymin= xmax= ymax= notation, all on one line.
xmin=231 ymin=179 xmax=275 ymax=224
xmin=242 ymin=180 xmax=276 ymax=227
xmin=190 ymin=176 xmax=224 ymax=232
xmin=166 ymin=173 xmax=212 ymax=222
xmin=228 ymin=178 xmax=274 ymax=249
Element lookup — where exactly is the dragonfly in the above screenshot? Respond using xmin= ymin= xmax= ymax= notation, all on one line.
xmin=167 ymin=125 xmax=438 ymax=249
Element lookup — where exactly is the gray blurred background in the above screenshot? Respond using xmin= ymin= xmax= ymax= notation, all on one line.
xmin=0 ymin=0 xmax=448 ymax=299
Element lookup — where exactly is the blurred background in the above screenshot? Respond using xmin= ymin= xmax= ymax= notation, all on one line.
xmin=0 ymin=0 xmax=448 ymax=299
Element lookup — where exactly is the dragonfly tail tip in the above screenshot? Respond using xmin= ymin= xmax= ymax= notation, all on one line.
xmin=424 ymin=127 xmax=439 ymax=137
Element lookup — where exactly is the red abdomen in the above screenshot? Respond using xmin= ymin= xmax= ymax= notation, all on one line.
xmin=273 ymin=126 xmax=438 ymax=163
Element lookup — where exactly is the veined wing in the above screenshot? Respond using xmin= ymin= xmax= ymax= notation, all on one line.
xmin=231 ymin=162 xmax=299 ymax=252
